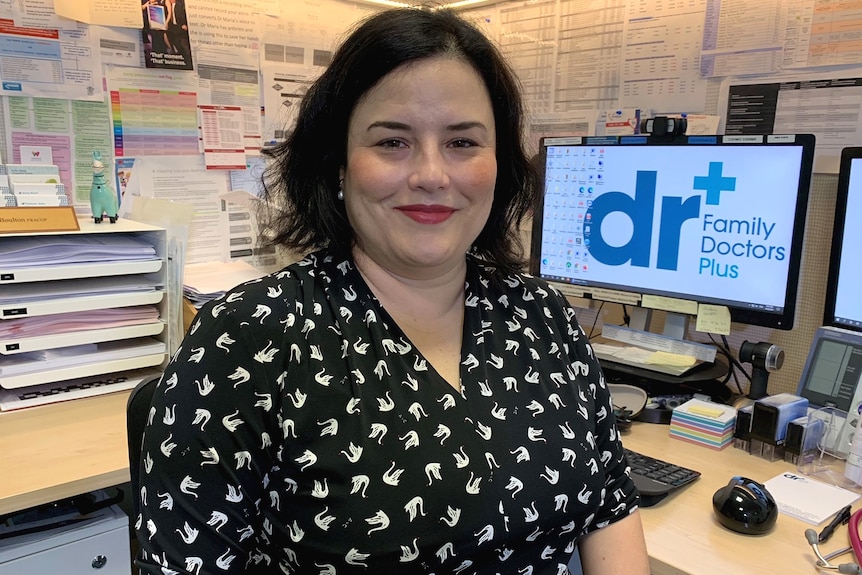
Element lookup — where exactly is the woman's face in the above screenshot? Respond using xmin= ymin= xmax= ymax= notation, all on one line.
xmin=343 ymin=56 xmax=497 ymax=280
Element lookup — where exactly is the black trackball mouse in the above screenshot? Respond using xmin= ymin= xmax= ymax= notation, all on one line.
xmin=712 ymin=476 xmax=778 ymax=535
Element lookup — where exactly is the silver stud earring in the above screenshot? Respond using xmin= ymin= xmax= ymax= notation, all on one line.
xmin=337 ymin=179 xmax=344 ymax=201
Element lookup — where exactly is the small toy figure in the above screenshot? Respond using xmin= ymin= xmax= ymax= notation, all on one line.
xmin=90 ymin=150 xmax=118 ymax=224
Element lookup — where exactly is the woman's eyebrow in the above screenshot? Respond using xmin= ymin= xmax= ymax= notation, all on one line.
xmin=366 ymin=120 xmax=488 ymax=132
xmin=447 ymin=121 xmax=488 ymax=132
xmin=366 ymin=120 xmax=410 ymax=131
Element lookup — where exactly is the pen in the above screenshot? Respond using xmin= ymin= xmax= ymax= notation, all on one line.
xmin=818 ymin=504 xmax=852 ymax=543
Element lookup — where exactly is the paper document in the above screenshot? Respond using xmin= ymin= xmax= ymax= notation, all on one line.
xmin=0 ymin=276 xmax=161 ymax=305
xmin=0 ymin=337 xmax=166 ymax=378
xmin=601 ymin=324 xmax=717 ymax=362
xmin=645 ymin=351 xmax=697 ymax=368
xmin=0 ymin=306 xmax=160 ymax=338
xmin=0 ymin=235 xmax=156 ymax=267
xmin=765 ymin=472 xmax=860 ymax=525
xmin=183 ymin=260 xmax=266 ymax=306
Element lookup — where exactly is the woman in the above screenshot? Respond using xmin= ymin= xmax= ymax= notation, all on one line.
xmin=135 ymin=8 xmax=649 ymax=575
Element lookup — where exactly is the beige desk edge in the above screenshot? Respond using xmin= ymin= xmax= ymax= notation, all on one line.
xmin=0 ymin=391 xmax=131 ymax=517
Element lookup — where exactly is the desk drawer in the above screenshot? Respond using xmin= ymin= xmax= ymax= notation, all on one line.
xmin=0 ymin=506 xmax=129 ymax=575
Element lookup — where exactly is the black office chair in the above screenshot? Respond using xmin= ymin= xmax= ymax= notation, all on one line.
xmin=126 ymin=375 xmax=162 ymax=520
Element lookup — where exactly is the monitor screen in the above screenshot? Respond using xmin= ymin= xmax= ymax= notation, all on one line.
xmin=530 ymin=134 xmax=816 ymax=330
xmin=824 ymin=147 xmax=862 ymax=332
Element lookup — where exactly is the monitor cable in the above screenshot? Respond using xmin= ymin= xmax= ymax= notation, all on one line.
xmin=706 ymin=333 xmax=748 ymax=395
xmin=619 ymin=304 xmax=631 ymax=328
xmin=587 ymin=301 xmax=605 ymax=340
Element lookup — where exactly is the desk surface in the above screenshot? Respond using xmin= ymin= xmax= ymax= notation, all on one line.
xmin=0 ymin=394 xmax=836 ymax=574
xmin=0 ymin=391 xmax=131 ymax=517
xmin=624 ymin=422 xmax=820 ymax=575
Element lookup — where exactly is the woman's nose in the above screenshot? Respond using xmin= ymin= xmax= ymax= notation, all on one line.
xmin=408 ymin=146 xmax=450 ymax=192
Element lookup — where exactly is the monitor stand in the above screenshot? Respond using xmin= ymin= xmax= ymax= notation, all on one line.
xmin=629 ymin=307 xmax=687 ymax=341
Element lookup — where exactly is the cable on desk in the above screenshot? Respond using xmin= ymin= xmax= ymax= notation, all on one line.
xmin=587 ymin=301 xmax=605 ymax=340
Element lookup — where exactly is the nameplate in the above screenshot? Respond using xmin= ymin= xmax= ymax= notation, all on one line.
xmin=0 ymin=207 xmax=80 ymax=234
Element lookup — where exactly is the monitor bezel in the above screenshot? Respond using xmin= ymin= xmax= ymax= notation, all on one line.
xmin=529 ymin=133 xmax=816 ymax=330
xmin=823 ymin=147 xmax=862 ymax=333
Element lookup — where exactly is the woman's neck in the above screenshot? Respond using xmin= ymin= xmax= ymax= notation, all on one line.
xmin=352 ymin=249 xmax=467 ymax=391
xmin=351 ymin=249 xmax=467 ymax=323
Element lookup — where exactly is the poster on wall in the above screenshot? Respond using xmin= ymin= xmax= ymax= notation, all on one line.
xmin=141 ymin=0 xmax=193 ymax=70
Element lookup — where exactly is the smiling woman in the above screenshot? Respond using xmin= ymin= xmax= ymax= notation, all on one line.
xmin=343 ymin=56 xmax=497 ymax=281
xmin=133 ymin=8 xmax=649 ymax=575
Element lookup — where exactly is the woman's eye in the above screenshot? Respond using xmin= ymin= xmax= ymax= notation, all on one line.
xmin=379 ymin=139 xmax=406 ymax=149
xmin=451 ymin=138 xmax=477 ymax=148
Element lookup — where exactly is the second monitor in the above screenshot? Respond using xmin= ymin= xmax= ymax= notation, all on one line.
xmin=824 ymin=146 xmax=862 ymax=333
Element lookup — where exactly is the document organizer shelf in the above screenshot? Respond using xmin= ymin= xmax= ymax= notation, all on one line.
xmin=0 ymin=289 xmax=164 ymax=320
xmin=0 ymin=351 xmax=166 ymax=389
xmin=0 ymin=321 xmax=166 ymax=355
xmin=0 ymin=259 xmax=163 ymax=284
xmin=0 ymin=219 xmax=169 ymax=396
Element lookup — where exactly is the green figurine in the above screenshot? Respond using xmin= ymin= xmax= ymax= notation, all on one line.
xmin=90 ymin=150 xmax=118 ymax=224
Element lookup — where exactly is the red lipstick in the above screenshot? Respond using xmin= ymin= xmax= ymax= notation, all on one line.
xmin=397 ymin=204 xmax=455 ymax=224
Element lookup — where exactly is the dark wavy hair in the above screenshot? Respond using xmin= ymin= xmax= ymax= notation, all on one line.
xmin=259 ymin=7 xmax=539 ymax=272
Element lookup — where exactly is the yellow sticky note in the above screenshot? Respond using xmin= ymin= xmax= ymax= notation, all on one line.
xmin=645 ymin=351 xmax=697 ymax=367
xmin=696 ymin=304 xmax=731 ymax=335
xmin=641 ymin=295 xmax=699 ymax=315
xmin=688 ymin=405 xmax=724 ymax=418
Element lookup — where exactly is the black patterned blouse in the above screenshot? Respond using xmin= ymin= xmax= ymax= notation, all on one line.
xmin=135 ymin=249 xmax=638 ymax=575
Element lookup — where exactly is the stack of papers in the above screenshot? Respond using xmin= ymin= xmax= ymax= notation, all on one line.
xmin=0 ymin=235 xmax=156 ymax=268
xmin=765 ymin=472 xmax=860 ymax=525
xmin=670 ymin=398 xmax=737 ymax=450
xmin=0 ymin=275 xmax=161 ymax=305
xmin=0 ymin=337 xmax=165 ymax=383
xmin=0 ymin=306 xmax=160 ymax=339
xmin=183 ymin=260 xmax=266 ymax=308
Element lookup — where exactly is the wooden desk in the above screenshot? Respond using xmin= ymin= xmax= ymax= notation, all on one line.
xmin=624 ymin=422 xmax=819 ymax=575
xmin=0 ymin=391 xmax=131 ymax=516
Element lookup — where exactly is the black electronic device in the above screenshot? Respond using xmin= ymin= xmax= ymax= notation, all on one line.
xmin=530 ymin=134 xmax=816 ymax=377
xmin=824 ymin=147 xmax=862 ymax=333
xmin=739 ymin=340 xmax=785 ymax=399
xmin=712 ymin=476 xmax=778 ymax=535
xmin=796 ymin=326 xmax=862 ymax=414
xmin=640 ymin=115 xmax=687 ymax=137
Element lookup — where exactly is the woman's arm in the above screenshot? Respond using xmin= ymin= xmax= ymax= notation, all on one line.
xmin=578 ymin=510 xmax=650 ymax=575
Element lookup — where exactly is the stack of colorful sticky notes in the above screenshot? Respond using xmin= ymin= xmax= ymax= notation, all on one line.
xmin=670 ymin=398 xmax=737 ymax=450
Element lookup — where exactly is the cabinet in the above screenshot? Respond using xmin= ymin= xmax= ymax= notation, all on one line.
xmin=0 ymin=219 xmax=168 ymax=404
xmin=0 ymin=505 xmax=130 ymax=575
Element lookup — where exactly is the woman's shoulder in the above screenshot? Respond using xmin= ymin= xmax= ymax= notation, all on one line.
xmin=469 ymin=257 xmax=568 ymax=303
xmin=197 ymin=249 xmax=350 ymax=323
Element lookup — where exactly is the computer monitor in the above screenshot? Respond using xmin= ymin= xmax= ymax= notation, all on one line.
xmin=824 ymin=147 xmax=862 ymax=332
xmin=530 ymin=133 xmax=816 ymax=353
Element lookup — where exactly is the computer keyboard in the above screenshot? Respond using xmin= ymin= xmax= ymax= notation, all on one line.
xmin=624 ymin=448 xmax=701 ymax=507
